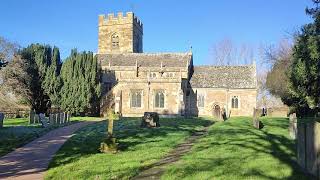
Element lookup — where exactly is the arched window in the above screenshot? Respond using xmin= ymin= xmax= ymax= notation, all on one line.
xmin=111 ymin=33 xmax=119 ymax=49
xmin=155 ymin=91 xmax=165 ymax=108
xmin=131 ymin=90 xmax=142 ymax=108
xmin=231 ymin=96 xmax=239 ymax=109
xmin=197 ymin=94 xmax=205 ymax=108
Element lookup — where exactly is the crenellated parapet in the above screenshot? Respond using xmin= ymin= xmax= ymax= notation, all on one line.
xmin=99 ymin=12 xmax=143 ymax=30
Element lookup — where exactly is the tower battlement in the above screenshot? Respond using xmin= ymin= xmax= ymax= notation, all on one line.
xmin=98 ymin=12 xmax=143 ymax=54
xmin=99 ymin=12 xmax=143 ymax=29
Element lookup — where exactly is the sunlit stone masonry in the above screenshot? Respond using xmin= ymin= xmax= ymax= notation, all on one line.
xmin=97 ymin=12 xmax=257 ymax=119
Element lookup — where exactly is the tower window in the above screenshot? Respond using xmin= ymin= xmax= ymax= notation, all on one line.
xmin=231 ymin=96 xmax=239 ymax=109
xmin=111 ymin=33 xmax=119 ymax=49
xmin=155 ymin=90 xmax=165 ymax=108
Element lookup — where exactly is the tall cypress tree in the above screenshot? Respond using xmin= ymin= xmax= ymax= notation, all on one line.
xmin=43 ymin=47 xmax=62 ymax=107
xmin=60 ymin=50 xmax=101 ymax=115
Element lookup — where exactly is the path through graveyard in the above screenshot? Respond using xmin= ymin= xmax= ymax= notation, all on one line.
xmin=0 ymin=121 xmax=99 ymax=180
xmin=132 ymin=125 xmax=212 ymax=180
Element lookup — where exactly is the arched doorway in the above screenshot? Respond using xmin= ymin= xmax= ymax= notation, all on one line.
xmin=213 ymin=105 xmax=221 ymax=119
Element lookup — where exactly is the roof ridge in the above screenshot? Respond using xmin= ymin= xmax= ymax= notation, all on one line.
xmin=194 ymin=64 xmax=253 ymax=68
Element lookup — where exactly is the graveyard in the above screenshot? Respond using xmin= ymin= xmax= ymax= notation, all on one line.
xmin=41 ymin=116 xmax=309 ymax=179
xmin=1 ymin=1 xmax=320 ymax=179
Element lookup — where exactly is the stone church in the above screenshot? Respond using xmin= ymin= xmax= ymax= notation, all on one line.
xmin=97 ymin=12 xmax=257 ymax=119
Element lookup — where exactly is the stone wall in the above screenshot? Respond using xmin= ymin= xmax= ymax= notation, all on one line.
xmin=110 ymin=81 xmax=183 ymax=117
xmin=266 ymin=107 xmax=289 ymax=117
xmin=98 ymin=12 xmax=143 ymax=54
xmin=188 ymin=88 xmax=257 ymax=117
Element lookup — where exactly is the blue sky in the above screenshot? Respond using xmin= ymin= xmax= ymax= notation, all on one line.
xmin=0 ymin=0 xmax=314 ymax=65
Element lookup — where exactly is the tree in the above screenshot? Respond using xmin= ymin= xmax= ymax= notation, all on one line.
xmin=286 ymin=1 xmax=320 ymax=116
xmin=0 ymin=36 xmax=18 ymax=65
xmin=209 ymin=38 xmax=254 ymax=65
xmin=60 ymin=50 xmax=101 ymax=115
xmin=264 ymin=40 xmax=293 ymax=105
xmin=3 ymin=44 xmax=59 ymax=113
xmin=43 ymin=47 xmax=62 ymax=106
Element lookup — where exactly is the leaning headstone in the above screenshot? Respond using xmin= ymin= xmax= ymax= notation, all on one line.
xmin=289 ymin=113 xmax=297 ymax=139
xmin=39 ymin=113 xmax=49 ymax=128
xmin=0 ymin=113 xmax=4 ymax=128
xmin=141 ymin=112 xmax=160 ymax=128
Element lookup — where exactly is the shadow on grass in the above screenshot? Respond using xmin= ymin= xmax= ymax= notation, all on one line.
xmin=48 ymin=117 xmax=213 ymax=169
xmin=0 ymin=121 xmax=80 ymax=157
xmin=164 ymin=117 xmax=311 ymax=179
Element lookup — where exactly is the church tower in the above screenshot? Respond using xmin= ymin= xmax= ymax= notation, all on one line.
xmin=98 ymin=12 xmax=143 ymax=54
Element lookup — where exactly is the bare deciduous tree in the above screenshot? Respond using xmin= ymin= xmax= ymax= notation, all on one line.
xmin=209 ymin=38 xmax=254 ymax=65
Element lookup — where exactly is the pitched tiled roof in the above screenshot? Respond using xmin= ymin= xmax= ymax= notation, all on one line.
xmin=98 ymin=53 xmax=192 ymax=68
xmin=190 ymin=65 xmax=257 ymax=89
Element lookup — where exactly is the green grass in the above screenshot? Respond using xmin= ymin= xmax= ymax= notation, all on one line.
xmin=70 ymin=116 xmax=105 ymax=122
xmin=45 ymin=117 xmax=213 ymax=180
xmin=161 ymin=117 xmax=309 ymax=180
xmin=3 ymin=118 xmax=30 ymax=126
xmin=0 ymin=116 xmax=103 ymax=157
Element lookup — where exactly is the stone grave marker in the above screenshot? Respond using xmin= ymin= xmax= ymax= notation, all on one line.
xmin=60 ymin=113 xmax=64 ymax=124
xmin=39 ymin=113 xmax=50 ymax=128
xmin=252 ymin=108 xmax=264 ymax=129
xmin=49 ymin=114 xmax=55 ymax=125
xmin=141 ymin=112 xmax=160 ymax=128
xmin=55 ymin=113 xmax=60 ymax=124
xmin=289 ymin=113 xmax=297 ymax=139
xmin=29 ymin=110 xmax=35 ymax=124
xmin=0 ymin=113 xmax=4 ymax=128
xmin=34 ymin=114 xmax=40 ymax=124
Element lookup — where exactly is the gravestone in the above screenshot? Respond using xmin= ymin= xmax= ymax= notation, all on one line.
xmin=289 ymin=113 xmax=297 ymax=139
xmin=39 ymin=113 xmax=49 ymax=128
xmin=49 ymin=114 xmax=55 ymax=125
xmin=34 ymin=114 xmax=40 ymax=124
xmin=29 ymin=110 xmax=36 ymax=124
xmin=60 ymin=113 xmax=65 ymax=124
xmin=0 ymin=113 xmax=4 ymax=128
xmin=252 ymin=108 xmax=264 ymax=129
xmin=141 ymin=112 xmax=160 ymax=128
xmin=55 ymin=113 xmax=60 ymax=124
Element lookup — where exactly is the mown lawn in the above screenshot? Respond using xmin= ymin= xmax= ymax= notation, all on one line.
xmin=45 ymin=117 xmax=213 ymax=180
xmin=162 ymin=117 xmax=309 ymax=180
xmin=0 ymin=116 xmax=103 ymax=157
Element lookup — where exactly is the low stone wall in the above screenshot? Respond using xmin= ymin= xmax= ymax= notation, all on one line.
xmin=297 ymin=119 xmax=320 ymax=178
xmin=266 ymin=107 xmax=288 ymax=117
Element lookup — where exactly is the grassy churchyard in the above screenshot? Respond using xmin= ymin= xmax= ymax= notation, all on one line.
xmin=43 ymin=116 xmax=308 ymax=180
xmin=0 ymin=116 xmax=104 ymax=157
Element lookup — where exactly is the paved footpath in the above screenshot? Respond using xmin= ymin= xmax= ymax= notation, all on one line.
xmin=132 ymin=125 xmax=212 ymax=180
xmin=0 ymin=121 xmax=98 ymax=180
